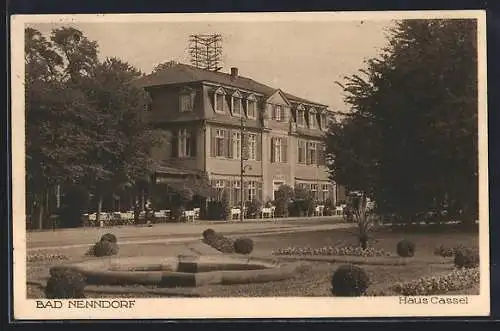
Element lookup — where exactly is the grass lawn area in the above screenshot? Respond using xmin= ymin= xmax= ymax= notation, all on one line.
xmin=27 ymin=225 xmax=479 ymax=298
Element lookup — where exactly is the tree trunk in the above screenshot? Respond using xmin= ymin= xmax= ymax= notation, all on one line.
xmin=96 ymin=194 xmax=103 ymax=227
xmin=35 ymin=191 xmax=44 ymax=230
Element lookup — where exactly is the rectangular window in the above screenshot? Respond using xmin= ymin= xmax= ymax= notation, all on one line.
xmin=215 ymin=180 xmax=225 ymax=198
xmin=309 ymin=112 xmax=316 ymax=128
xmin=233 ymin=181 xmax=241 ymax=205
xmin=247 ymin=100 xmax=256 ymax=119
xmin=180 ymin=94 xmax=193 ymax=112
xmin=247 ymin=181 xmax=257 ymax=201
xmin=215 ymin=129 xmax=225 ymax=157
xmin=322 ymin=184 xmax=330 ymax=201
xmin=232 ymin=132 xmax=241 ymax=159
xmin=298 ymin=140 xmax=306 ymax=164
xmin=297 ymin=110 xmax=305 ymax=126
xmin=308 ymin=142 xmax=317 ymax=165
xmin=320 ymin=114 xmax=327 ymax=130
xmin=247 ymin=134 xmax=257 ymax=160
xmin=311 ymin=184 xmax=318 ymax=200
xmin=274 ymin=105 xmax=282 ymax=121
xmin=178 ymin=129 xmax=191 ymax=157
xmin=273 ymin=138 xmax=282 ymax=163
xmin=215 ymin=93 xmax=224 ymax=113
xmin=232 ymin=97 xmax=242 ymax=116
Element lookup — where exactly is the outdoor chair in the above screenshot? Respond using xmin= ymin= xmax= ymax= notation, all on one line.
xmin=335 ymin=206 xmax=344 ymax=216
xmin=193 ymin=208 xmax=200 ymax=220
xmin=183 ymin=210 xmax=195 ymax=223
xmin=231 ymin=207 xmax=241 ymax=220
xmin=261 ymin=207 xmax=274 ymax=219
xmin=314 ymin=205 xmax=325 ymax=216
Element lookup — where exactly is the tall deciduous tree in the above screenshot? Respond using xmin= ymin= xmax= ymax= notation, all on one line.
xmin=326 ymin=19 xmax=478 ymax=223
xmin=80 ymin=57 xmax=164 ymax=224
xmin=25 ymin=27 xmax=96 ymax=229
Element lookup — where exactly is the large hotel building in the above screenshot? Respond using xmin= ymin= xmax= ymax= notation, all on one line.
xmin=136 ymin=63 xmax=346 ymax=207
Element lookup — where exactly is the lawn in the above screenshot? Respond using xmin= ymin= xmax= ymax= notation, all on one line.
xmin=26 ymin=225 xmax=479 ymax=298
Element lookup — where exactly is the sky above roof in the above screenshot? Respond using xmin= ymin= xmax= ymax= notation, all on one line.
xmin=30 ymin=19 xmax=394 ymax=112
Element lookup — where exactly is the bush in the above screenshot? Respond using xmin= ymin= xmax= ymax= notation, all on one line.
xmin=202 ymin=230 xmax=235 ymax=253
xmin=27 ymin=251 xmax=68 ymax=263
xmin=331 ymin=264 xmax=370 ymax=297
xmin=92 ymin=240 xmax=119 ymax=257
xmin=206 ymin=201 xmax=224 ymax=220
xmin=274 ymin=185 xmax=294 ymax=217
xmin=45 ymin=269 xmax=86 ymax=299
xmin=392 ymin=268 xmax=479 ymax=295
xmin=100 ymin=233 xmax=117 ymax=243
xmin=202 ymin=228 xmax=216 ymax=240
xmin=454 ymin=249 xmax=479 ymax=269
xmin=292 ymin=186 xmax=315 ymax=216
xmin=234 ymin=238 xmax=254 ymax=254
xmin=397 ymin=239 xmax=416 ymax=257
xmin=245 ymin=199 xmax=262 ymax=219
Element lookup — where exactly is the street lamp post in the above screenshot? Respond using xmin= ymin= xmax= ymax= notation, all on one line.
xmin=240 ymin=116 xmax=246 ymax=222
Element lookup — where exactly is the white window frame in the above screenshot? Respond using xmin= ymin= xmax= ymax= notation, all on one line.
xmin=297 ymin=105 xmax=306 ymax=127
xmin=247 ymin=181 xmax=257 ymax=201
xmin=231 ymin=91 xmax=242 ymax=117
xmin=180 ymin=93 xmax=193 ymax=112
xmin=274 ymin=105 xmax=283 ymax=122
xmin=247 ymin=133 xmax=257 ymax=160
xmin=246 ymin=95 xmax=257 ymax=119
xmin=298 ymin=139 xmax=306 ymax=164
xmin=273 ymin=137 xmax=283 ymax=163
xmin=322 ymin=184 xmax=330 ymax=201
xmin=308 ymin=141 xmax=317 ymax=165
xmin=272 ymin=180 xmax=285 ymax=200
xmin=232 ymin=131 xmax=241 ymax=159
xmin=214 ymin=88 xmax=226 ymax=114
xmin=215 ymin=180 xmax=225 ymax=198
xmin=309 ymin=109 xmax=316 ymax=129
xmin=215 ymin=129 xmax=225 ymax=157
xmin=178 ymin=128 xmax=191 ymax=158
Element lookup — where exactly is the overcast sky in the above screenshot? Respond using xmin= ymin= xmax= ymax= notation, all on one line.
xmin=30 ymin=20 xmax=394 ymax=111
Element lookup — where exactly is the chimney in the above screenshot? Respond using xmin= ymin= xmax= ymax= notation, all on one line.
xmin=230 ymin=67 xmax=238 ymax=80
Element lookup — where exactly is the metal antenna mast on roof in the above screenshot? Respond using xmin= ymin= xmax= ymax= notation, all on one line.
xmin=188 ymin=34 xmax=223 ymax=71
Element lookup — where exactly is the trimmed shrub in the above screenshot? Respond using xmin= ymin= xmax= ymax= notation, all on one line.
xmin=45 ymin=269 xmax=86 ymax=299
xmin=92 ymin=240 xmax=119 ymax=257
xmin=234 ymin=238 xmax=254 ymax=254
xmin=27 ymin=251 xmax=68 ymax=263
xmin=100 ymin=233 xmax=117 ymax=243
xmin=397 ymin=239 xmax=415 ymax=257
xmin=454 ymin=249 xmax=479 ymax=269
xmin=392 ymin=268 xmax=479 ymax=295
xmin=202 ymin=228 xmax=216 ymax=240
xmin=331 ymin=264 xmax=370 ymax=297
xmin=434 ymin=244 xmax=466 ymax=257
xmin=202 ymin=230 xmax=235 ymax=253
xmin=245 ymin=199 xmax=262 ymax=219
xmin=274 ymin=184 xmax=294 ymax=217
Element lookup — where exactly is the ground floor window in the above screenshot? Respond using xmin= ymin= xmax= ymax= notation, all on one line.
xmin=310 ymin=184 xmax=318 ymax=200
xmin=247 ymin=181 xmax=257 ymax=201
xmin=215 ymin=180 xmax=225 ymax=198
xmin=233 ymin=181 xmax=241 ymax=206
xmin=321 ymin=184 xmax=330 ymax=202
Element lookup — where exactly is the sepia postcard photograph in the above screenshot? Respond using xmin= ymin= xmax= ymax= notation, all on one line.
xmin=10 ymin=10 xmax=489 ymax=319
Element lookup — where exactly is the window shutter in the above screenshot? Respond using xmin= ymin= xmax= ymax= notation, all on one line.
xmin=256 ymin=133 xmax=261 ymax=161
xmin=211 ymin=127 xmax=216 ymax=157
xmin=318 ymin=144 xmax=325 ymax=165
xmin=257 ymin=182 xmax=263 ymax=202
xmin=241 ymin=133 xmax=248 ymax=160
xmin=270 ymin=137 xmax=275 ymax=163
xmin=305 ymin=142 xmax=311 ymax=164
xmin=228 ymin=129 xmax=233 ymax=158
xmin=282 ymin=138 xmax=288 ymax=163
xmin=171 ymin=131 xmax=178 ymax=157
xmin=190 ymin=129 xmax=197 ymax=157
xmin=225 ymin=129 xmax=230 ymax=158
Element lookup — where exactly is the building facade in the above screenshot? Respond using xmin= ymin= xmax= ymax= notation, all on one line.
xmin=137 ymin=64 xmax=342 ymax=207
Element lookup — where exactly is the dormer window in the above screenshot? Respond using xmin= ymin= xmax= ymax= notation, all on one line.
xmin=320 ymin=113 xmax=328 ymax=131
xmin=273 ymin=105 xmax=285 ymax=122
xmin=214 ymin=87 xmax=226 ymax=113
xmin=231 ymin=91 xmax=242 ymax=117
xmin=309 ymin=109 xmax=316 ymax=128
xmin=246 ymin=94 xmax=257 ymax=119
xmin=179 ymin=88 xmax=195 ymax=112
xmin=296 ymin=105 xmax=306 ymax=127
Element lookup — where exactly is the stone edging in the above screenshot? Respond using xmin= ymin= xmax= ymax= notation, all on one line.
xmin=272 ymin=255 xmax=453 ymax=266
xmin=50 ymin=255 xmax=303 ymax=287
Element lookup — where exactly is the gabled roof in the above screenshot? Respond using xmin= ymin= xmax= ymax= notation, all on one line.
xmin=135 ymin=63 xmax=328 ymax=108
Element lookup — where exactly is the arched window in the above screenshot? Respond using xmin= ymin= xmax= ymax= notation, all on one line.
xmin=231 ymin=90 xmax=243 ymax=117
xmin=246 ymin=94 xmax=257 ymax=119
xmin=214 ymin=87 xmax=226 ymax=113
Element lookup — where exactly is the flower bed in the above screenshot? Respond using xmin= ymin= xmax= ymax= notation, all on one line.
xmin=391 ymin=268 xmax=479 ymax=296
xmin=27 ymin=251 xmax=69 ymax=263
xmin=434 ymin=244 xmax=467 ymax=257
xmin=273 ymin=245 xmax=390 ymax=257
